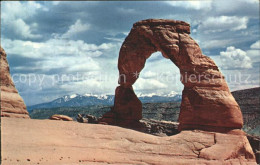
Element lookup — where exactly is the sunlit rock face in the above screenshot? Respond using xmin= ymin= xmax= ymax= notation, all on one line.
xmin=0 ymin=46 xmax=30 ymax=118
xmin=100 ymin=19 xmax=243 ymax=132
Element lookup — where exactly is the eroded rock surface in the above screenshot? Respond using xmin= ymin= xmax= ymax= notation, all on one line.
xmin=49 ymin=114 xmax=73 ymax=121
xmin=100 ymin=19 xmax=243 ymax=132
xmin=1 ymin=118 xmax=256 ymax=165
xmin=0 ymin=47 xmax=30 ymax=118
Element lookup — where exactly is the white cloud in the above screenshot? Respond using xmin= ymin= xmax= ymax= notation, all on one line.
xmin=166 ymin=1 xmax=212 ymax=10
xmin=62 ymin=19 xmax=90 ymax=38
xmin=1 ymin=1 xmax=46 ymax=39
xmin=2 ymin=38 xmax=115 ymax=59
xmin=12 ymin=19 xmax=42 ymax=39
xmin=142 ymin=71 xmax=157 ymax=79
xmin=250 ymin=40 xmax=260 ymax=49
xmin=1 ymin=1 xmax=44 ymax=20
xmin=33 ymin=56 xmax=100 ymax=72
xmin=198 ymin=16 xmax=248 ymax=33
xmin=246 ymin=50 xmax=260 ymax=63
xmin=134 ymin=78 xmax=167 ymax=91
xmin=2 ymin=39 xmax=44 ymax=58
xmin=66 ymin=57 xmax=100 ymax=72
xmin=2 ymin=37 xmax=117 ymax=73
xmin=220 ymin=46 xmax=252 ymax=69
xmin=134 ymin=51 xmax=182 ymax=94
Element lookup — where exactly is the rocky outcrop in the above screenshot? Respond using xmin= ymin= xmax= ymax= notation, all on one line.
xmin=49 ymin=114 xmax=73 ymax=121
xmin=0 ymin=47 xmax=30 ymax=118
xmin=100 ymin=19 xmax=243 ymax=133
xmin=77 ymin=114 xmax=98 ymax=123
xmin=1 ymin=118 xmax=257 ymax=164
xmin=247 ymin=135 xmax=260 ymax=164
xmin=77 ymin=114 xmax=89 ymax=123
xmin=140 ymin=118 xmax=179 ymax=136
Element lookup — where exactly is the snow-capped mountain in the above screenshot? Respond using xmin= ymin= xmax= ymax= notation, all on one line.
xmin=27 ymin=94 xmax=114 ymax=111
xmin=137 ymin=91 xmax=181 ymax=103
xmin=136 ymin=92 xmax=157 ymax=97
xmin=27 ymin=92 xmax=181 ymax=111
xmin=165 ymin=91 xmax=178 ymax=97
xmin=136 ymin=91 xmax=179 ymax=98
xmin=56 ymin=94 xmax=80 ymax=103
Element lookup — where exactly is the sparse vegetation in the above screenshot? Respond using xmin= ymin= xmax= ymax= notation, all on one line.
xmin=29 ymin=102 xmax=181 ymax=122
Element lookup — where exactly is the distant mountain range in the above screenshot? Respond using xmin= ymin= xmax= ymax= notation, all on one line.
xmin=27 ymin=92 xmax=182 ymax=111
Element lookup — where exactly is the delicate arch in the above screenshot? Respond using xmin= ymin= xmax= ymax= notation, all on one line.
xmin=100 ymin=19 xmax=243 ymax=133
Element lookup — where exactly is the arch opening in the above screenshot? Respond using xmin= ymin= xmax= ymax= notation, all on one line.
xmin=134 ymin=51 xmax=183 ymax=123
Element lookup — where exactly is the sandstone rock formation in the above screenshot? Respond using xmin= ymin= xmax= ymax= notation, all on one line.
xmin=0 ymin=46 xmax=30 ymax=118
xmin=140 ymin=118 xmax=179 ymax=136
xmin=77 ymin=114 xmax=98 ymax=123
xmin=49 ymin=114 xmax=73 ymax=121
xmin=100 ymin=19 xmax=243 ymax=133
xmin=1 ymin=118 xmax=256 ymax=164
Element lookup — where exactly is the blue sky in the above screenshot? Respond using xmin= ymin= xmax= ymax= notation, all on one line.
xmin=1 ymin=1 xmax=259 ymax=106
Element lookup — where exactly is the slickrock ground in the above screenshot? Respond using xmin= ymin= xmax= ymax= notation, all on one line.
xmin=1 ymin=118 xmax=256 ymax=165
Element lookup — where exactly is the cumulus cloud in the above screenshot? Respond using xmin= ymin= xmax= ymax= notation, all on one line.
xmin=166 ymin=1 xmax=212 ymax=10
xmin=220 ymin=46 xmax=252 ymax=69
xmin=246 ymin=50 xmax=260 ymax=63
xmin=246 ymin=40 xmax=260 ymax=63
xmin=1 ymin=1 xmax=47 ymax=39
xmin=198 ymin=16 xmax=248 ymax=33
xmin=134 ymin=78 xmax=168 ymax=91
xmin=250 ymin=40 xmax=260 ymax=49
xmin=1 ymin=1 xmax=44 ymax=20
xmin=2 ymin=38 xmax=115 ymax=59
xmin=62 ymin=19 xmax=90 ymax=38
xmin=12 ymin=19 xmax=42 ymax=39
xmin=2 ymin=37 xmax=117 ymax=75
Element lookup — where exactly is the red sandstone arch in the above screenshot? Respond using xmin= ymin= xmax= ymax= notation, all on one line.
xmin=100 ymin=19 xmax=243 ymax=132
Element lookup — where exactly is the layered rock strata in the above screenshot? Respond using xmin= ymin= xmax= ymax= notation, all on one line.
xmin=0 ymin=47 xmax=30 ymax=118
